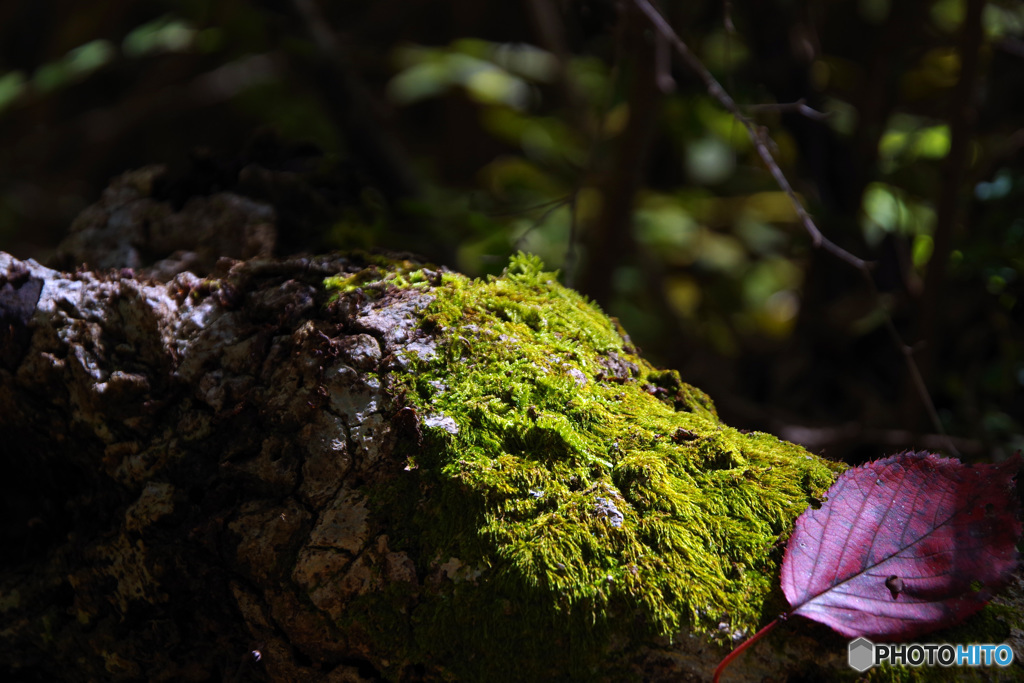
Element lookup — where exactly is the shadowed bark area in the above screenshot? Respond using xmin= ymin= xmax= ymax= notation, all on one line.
xmin=0 ymin=247 xmax=420 ymax=682
xmin=1 ymin=174 xmax=1022 ymax=683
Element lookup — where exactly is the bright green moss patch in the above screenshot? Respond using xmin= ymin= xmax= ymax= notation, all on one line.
xmin=328 ymin=253 xmax=845 ymax=679
xmin=323 ymin=253 xmax=432 ymax=295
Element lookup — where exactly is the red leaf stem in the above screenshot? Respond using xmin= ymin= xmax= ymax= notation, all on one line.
xmin=712 ymin=616 xmax=782 ymax=683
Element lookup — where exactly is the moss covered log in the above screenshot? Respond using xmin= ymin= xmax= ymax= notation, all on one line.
xmin=0 ymin=248 xmax=1019 ymax=682
xmin=323 ymin=253 xmax=842 ymax=678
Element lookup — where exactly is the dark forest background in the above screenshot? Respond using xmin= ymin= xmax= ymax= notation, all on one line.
xmin=0 ymin=0 xmax=1021 ymax=465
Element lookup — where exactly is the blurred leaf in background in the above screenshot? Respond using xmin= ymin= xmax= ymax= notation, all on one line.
xmin=0 ymin=0 xmax=1020 ymax=464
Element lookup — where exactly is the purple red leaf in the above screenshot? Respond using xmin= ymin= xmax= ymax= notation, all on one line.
xmin=780 ymin=451 xmax=1021 ymax=640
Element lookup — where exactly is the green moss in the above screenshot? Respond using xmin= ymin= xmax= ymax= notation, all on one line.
xmin=323 ymin=253 xmax=429 ymax=296
xmin=322 ymin=268 xmax=383 ymax=294
xmin=328 ymin=253 xmax=845 ymax=680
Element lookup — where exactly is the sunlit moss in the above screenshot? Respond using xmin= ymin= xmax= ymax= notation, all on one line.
xmin=327 ymin=252 xmax=844 ymax=680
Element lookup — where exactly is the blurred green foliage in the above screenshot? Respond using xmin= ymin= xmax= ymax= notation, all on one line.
xmin=0 ymin=0 xmax=1020 ymax=461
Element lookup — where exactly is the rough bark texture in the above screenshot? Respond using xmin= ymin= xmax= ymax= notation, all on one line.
xmin=1 ymin=170 xmax=1022 ymax=683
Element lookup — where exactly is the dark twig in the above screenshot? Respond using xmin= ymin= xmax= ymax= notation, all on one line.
xmin=655 ymin=31 xmax=677 ymax=94
xmin=491 ymin=196 xmax=570 ymax=218
xmin=632 ymin=0 xmax=866 ymax=270
xmin=746 ymin=98 xmax=831 ymax=121
xmin=633 ymin=0 xmax=959 ymax=456
xmin=882 ymin=313 xmax=950 ymax=452
xmin=723 ymin=0 xmax=736 ymax=34
xmin=564 ymin=192 xmax=579 ymax=287
xmin=512 ymin=196 xmax=573 ymax=249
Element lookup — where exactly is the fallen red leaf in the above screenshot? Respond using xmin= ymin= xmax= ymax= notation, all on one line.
xmin=714 ymin=451 xmax=1021 ymax=682
xmin=780 ymin=451 xmax=1020 ymax=640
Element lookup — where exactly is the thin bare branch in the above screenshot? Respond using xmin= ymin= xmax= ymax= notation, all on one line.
xmin=491 ymin=196 xmax=570 ymax=218
xmin=880 ymin=312 xmax=958 ymax=455
xmin=655 ymin=31 xmax=677 ymax=94
xmin=723 ymin=0 xmax=736 ymax=34
xmin=512 ymin=196 xmax=573 ymax=249
xmin=746 ymin=98 xmax=831 ymax=121
xmin=564 ymin=192 xmax=580 ymax=287
xmin=633 ymin=0 xmax=867 ymax=270
xmin=633 ymin=0 xmax=960 ymax=456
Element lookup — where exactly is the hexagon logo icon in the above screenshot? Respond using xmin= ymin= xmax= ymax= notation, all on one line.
xmin=848 ymin=637 xmax=875 ymax=672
